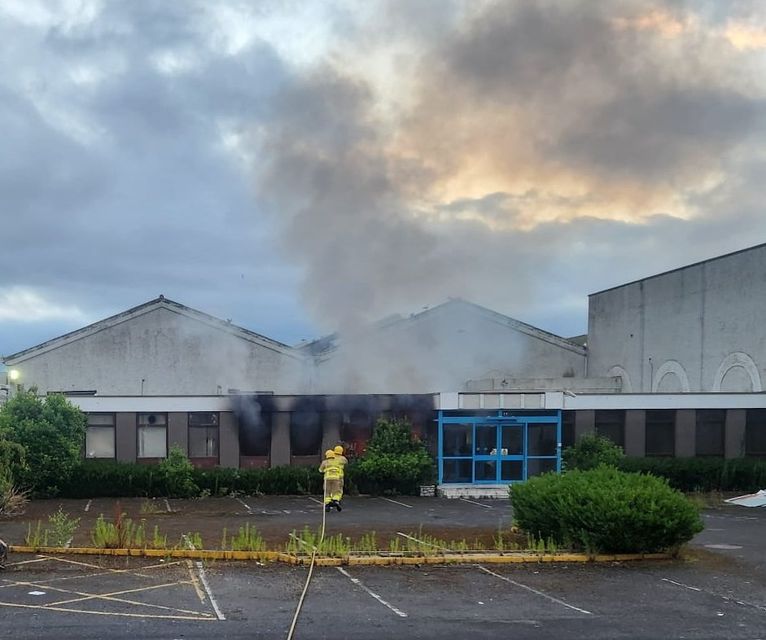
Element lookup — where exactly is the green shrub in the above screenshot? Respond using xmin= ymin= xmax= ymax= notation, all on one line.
xmin=563 ymin=434 xmax=624 ymax=471
xmin=618 ymin=457 xmax=766 ymax=492
xmin=158 ymin=446 xmax=198 ymax=498
xmin=352 ymin=418 xmax=434 ymax=496
xmin=0 ymin=390 xmax=86 ymax=496
xmin=510 ymin=466 xmax=703 ymax=553
xmin=59 ymin=460 xmax=162 ymax=497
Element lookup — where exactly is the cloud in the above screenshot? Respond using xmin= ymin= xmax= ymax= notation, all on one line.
xmin=0 ymin=287 xmax=87 ymax=322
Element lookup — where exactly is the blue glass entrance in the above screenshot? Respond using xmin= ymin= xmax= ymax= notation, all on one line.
xmin=437 ymin=410 xmax=561 ymax=484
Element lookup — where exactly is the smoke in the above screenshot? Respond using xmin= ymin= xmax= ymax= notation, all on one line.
xmin=255 ymin=1 xmax=764 ymax=332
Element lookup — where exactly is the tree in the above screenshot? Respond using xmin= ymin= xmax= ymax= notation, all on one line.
xmin=0 ymin=389 xmax=87 ymax=496
xmin=562 ymin=433 xmax=624 ymax=471
xmin=352 ymin=418 xmax=434 ymax=495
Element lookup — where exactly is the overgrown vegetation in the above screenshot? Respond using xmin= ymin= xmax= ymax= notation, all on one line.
xmin=349 ymin=418 xmax=434 ymax=496
xmin=23 ymin=507 xmax=80 ymax=547
xmin=510 ymin=466 xmax=704 ymax=553
xmin=563 ymin=433 xmax=624 ymax=470
xmin=618 ymin=457 xmax=766 ymax=493
xmin=0 ymin=389 xmax=86 ymax=496
xmin=158 ymin=446 xmax=199 ymax=498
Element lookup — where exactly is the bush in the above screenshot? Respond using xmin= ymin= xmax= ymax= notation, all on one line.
xmin=0 ymin=390 xmax=86 ymax=496
xmin=563 ymin=434 xmax=624 ymax=471
xmin=618 ymin=457 xmax=766 ymax=493
xmin=60 ymin=460 xmax=163 ymax=497
xmin=158 ymin=446 xmax=198 ymax=498
xmin=510 ymin=466 xmax=703 ymax=553
xmin=352 ymin=418 xmax=434 ymax=495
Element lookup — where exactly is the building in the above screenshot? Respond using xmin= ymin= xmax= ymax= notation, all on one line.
xmin=2 ymin=243 xmax=766 ymax=492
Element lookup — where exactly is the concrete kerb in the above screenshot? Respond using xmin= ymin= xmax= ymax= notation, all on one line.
xmin=8 ymin=545 xmax=672 ymax=565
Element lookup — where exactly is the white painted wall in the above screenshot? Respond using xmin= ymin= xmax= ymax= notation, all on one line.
xmin=588 ymin=244 xmax=766 ymax=392
xmin=7 ymin=306 xmax=305 ymax=396
xmin=312 ymin=301 xmax=586 ymax=393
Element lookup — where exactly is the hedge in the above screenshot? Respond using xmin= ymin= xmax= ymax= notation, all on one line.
xmin=511 ymin=466 xmax=703 ymax=553
xmin=618 ymin=457 xmax=766 ymax=493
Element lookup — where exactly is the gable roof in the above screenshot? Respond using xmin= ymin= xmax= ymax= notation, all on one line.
xmin=3 ymin=296 xmax=298 ymax=364
xmin=300 ymin=298 xmax=586 ymax=358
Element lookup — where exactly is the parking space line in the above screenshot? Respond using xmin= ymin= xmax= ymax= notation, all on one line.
xmin=164 ymin=498 xmax=172 ymax=513
xmin=31 ymin=556 xmax=155 ymax=579
xmin=0 ymin=600 xmax=216 ymax=620
xmin=661 ymin=577 xmax=766 ymax=612
xmin=186 ymin=560 xmax=206 ymax=603
xmin=308 ymin=497 xmax=323 ymax=506
xmin=4 ymin=557 xmax=50 ymax=568
xmin=478 ymin=566 xmax=592 ymax=615
xmin=379 ymin=497 xmax=413 ymax=509
xmin=396 ymin=532 xmax=450 ymax=552
xmin=460 ymin=498 xmax=493 ymax=509
xmin=195 ymin=561 xmax=225 ymax=620
xmin=336 ymin=568 xmax=408 ymax=618
xmin=235 ymin=497 xmax=253 ymax=514
xmin=84 ymin=499 xmax=92 ymax=512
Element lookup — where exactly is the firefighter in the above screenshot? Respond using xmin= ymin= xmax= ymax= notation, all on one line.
xmin=333 ymin=445 xmax=348 ymax=505
xmin=319 ymin=449 xmax=343 ymax=512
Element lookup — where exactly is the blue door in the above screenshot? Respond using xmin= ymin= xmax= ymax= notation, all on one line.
xmin=438 ymin=411 xmax=561 ymax=484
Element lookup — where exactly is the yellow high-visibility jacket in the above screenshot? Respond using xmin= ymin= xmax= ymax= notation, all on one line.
xmin=319 ymin=459 xmax=342 ymax=480
xmin=334 ymin=455 xmax=348 ymax=478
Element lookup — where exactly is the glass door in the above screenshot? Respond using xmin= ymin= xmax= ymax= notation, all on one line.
xmin=500 ymin=423 xmax=524 ymax=482
xmin=473 ymin=424 xmax=498 ymax=482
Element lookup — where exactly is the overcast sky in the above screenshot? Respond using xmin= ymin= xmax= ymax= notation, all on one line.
xmin=2 ymin=0 xmax=765 ymax=359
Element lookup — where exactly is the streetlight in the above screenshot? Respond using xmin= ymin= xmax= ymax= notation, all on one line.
xmin=8 ymin=369 xmax=20 ymax=382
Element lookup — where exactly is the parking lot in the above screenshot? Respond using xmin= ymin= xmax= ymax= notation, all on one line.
xmin=2 ymin=500 xmax=766 ymax=638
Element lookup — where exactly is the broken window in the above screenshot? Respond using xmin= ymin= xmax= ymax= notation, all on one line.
xmin=645 ymin=410 xmax=675 ymax=457
xmin=239 ymin=411 xmax=271 ymax=457
xmin=188 ymin=412 xmax=219 ymax=459
xmin=137 ymin=413 xmax=167 ymax=458
xmin=695 ymin=409 xmax=725 ymax=457
xmin=85 ymin=413 xmax=115 ymax=459
xmin=290 ymin=408 xmax=322 ymax=456
xmin=595 ymin=410 xmax=625 ymax=449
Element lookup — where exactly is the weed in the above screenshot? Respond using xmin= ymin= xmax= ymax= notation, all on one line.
xmin=47 ymin=507 xmax=80 ymax=547
xmin=25 ymin=521 xmax=48 ymax=547
xmin=229 ymin=524 xmax=265 ymax=552
xmin=181 ymin=531 xmax=204 ymax=550
xmin=151 ymin=525 xmax=167 ymax=550
xmin=354 ymin=532 xmax=378 ymax=553
xmin=221 ymin=527 xmax=228 ymax=550
xmin=139 ymin=499 xmax=163 ymax=515
xmin=90 ymin=512 xmax=142 ymax=549
xmin=0 ymin=485 xmax=29 ymax=517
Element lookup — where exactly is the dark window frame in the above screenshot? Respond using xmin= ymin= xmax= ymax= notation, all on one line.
xmin=85 ymin=412 xmax=116 ymax=459
xmin=745 ymin=409 xmax=766 ymax=457
xmin=695 ymin=409 xmax=726 ymax=457
xmin=645 ymin=409 xmax=676 ymax=457
xmin=136 ymin=412 xmax=168 ymax=459
xmin=188 ymin=412 xmax=220 ymax=461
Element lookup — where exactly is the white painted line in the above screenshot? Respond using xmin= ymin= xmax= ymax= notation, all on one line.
xmin=235 ymin=497 xmax=253 ymax=514
xmin=196 ymin=562 xmax=225 ymax=621
xmin=164 ymin=498 xmax=172 ymax=513
xmin=28 ymin=591 xmax=46 ymax=596
xmin=379 ymin=497 xmax=413 ymax=509
xmin=84 ymin=499 xmax=92 ymax=512
xmin=308 ymin=497 xmax=324 ymax=506
xmin=336 ymin=567 xmax=407 ymax=618
xmin=460 ymin=498 xmax=493 ymax=509
xmin=479 ymin=566 xmax=592 ymax=615
xmin=661 ymin=577 xmax=766 ymax=612
xmin=4 ymin=557 xmax=51 ymax=568
xmin=396 ymin=532 xmax=450 ymax=552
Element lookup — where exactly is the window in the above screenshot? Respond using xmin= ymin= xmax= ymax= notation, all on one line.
xmin=595 ymin=410 xmax=625 ymax=448
xmin=645 ymin=410 xmax=675 ymax=457
xmin=188 ymin=412 xmax=219 ymax=459
xmin=85 ymin=413 xmax=115 ymax=459
xmin=745 ymin=409 xmax=766 ymax=457
xmin=696 ymin=410 xmax=725 ymax=457
xmin=561 ymin=411 xmax=576 ymax=449
xmin=340 ymin=410 xmax=373 ymax=457
xmin=239 ymin=410 xmax=271 ymax=457
xmin=290 ymin=408 xmax=322 ymax=456
xmin=137 ymin=413 xmax=167 ymax=458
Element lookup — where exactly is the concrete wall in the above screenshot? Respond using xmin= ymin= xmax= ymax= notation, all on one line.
xmin=312 ymin=300 xmax=586 ymax=394
xmin=588 ymin=244 xmax=766 ymax=392
xmin=8 ymin=306 xmax=303 ymax=396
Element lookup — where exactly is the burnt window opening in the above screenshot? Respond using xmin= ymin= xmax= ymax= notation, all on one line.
xmin=239 ymin=411 xmax=272 ymax=457
xmin=188 ymin=412 xmax=219 ymax=459
xmin=745 ymin=409 xmax=766 ymax=457
xmin=86 ymin=413 xmax=115 ymax=459
xmin=290 ymin=409 xmax=322 ymax=457
xmin=645 ymin=410 xmax=676 ymax=457
xmin=561 ymin=411 xmax=576 ymax=449
xmin=595 ymin=410 xmax=625 ymax=449
xmin=137 ymin=413 xmax=167 ymax=459
xmin=696 ymin=409 xmax=725 ymax=457
xmin=340 ymin=409 xmax=373 ymax=457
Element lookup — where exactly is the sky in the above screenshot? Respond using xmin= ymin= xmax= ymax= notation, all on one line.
xmin=1 ymin=0 xmax=766 ymax=358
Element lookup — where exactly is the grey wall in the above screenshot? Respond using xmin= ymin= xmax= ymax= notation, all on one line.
xmin=588 ymin=244 xmax=766 ymax=392
xmin=8 ymin=306 xmax=304 ymax=396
